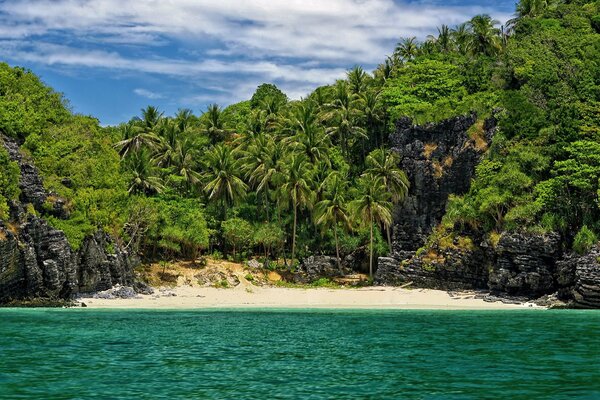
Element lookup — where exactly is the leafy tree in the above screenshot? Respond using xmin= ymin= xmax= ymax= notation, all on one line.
xmin=222 ymin=217 xmax=254 ymax=258
xmin=250 ymin=83 xmax=288 ymax=109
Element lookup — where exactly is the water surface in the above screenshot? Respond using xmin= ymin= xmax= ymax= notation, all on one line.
xmin=0 ymin=309 xmax=599 ymax=399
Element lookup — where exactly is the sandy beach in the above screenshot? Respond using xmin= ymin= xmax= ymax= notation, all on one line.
xmin=81 ymin=285 xmax=532 ymax=310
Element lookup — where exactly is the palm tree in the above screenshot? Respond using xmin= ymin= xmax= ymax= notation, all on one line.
xmin=203 ymin=144 xmax=247 ymax=219
xmin=280 ymin=153 xmax=314 ymax=264
xmin=241 ymin=134 xmax=285 ymax=219
xmin=364 ymin=149 xmax=410 ymax=249
xmin=374 ymin=57 xmax=394 ymax=83
xmin=507 ymin=0 xmax=552 ymax=31
xmin=322 ymin=81 xmax=366 ymax=159
xmin=172 ymin=137 xmax=202 ymax=192
xmin=347 ymin=65 xmax=368 ymax=95
xmin=427 ymin=25 xmax=452 ymax=53
xmin=202 ymin=104 xmax=233 ymax=144
xmin=467 ymin=15 xmax=501 ymax=56
xmin=115 ymin=107 xmax=163 ymax=157
xmin=394 ymin=37 xmax=418 ymax=61
xmin=350 ymin=174 xmax=393 ymax=279
xmin=125 ymin=149 xmax=165 ymax=195
xmin=358 ymin=90 xmax=384 ymax=148
xmin=452 ymin=23 xmax=471 ymax=55
xmin=315 ymin=172 xmax=352 ymax=269
xmin=285 ymin=102 xmax=330 ymax=165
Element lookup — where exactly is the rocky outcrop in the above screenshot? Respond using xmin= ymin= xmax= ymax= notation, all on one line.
xmin=0 ymin=135 xmax=137 ymax=303
xmin=0 ymin=218 xmax=136 ymax=302
xmin=389 ymin=113 xmax=496 ymax=255
xmin=556 ymin=247 xmax=600 ymax=308
xmin=488 ymin=232 xmax=561 ymax=297
xmin=294 ymin=256 xmax=351 ymax=284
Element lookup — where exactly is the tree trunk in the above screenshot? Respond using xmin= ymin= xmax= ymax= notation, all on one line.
xmin=386 ymin=224 xmax=392 ymax=255
xmin=334 ymin=216 xmax=341 ymax=271
xmin=291 ymin=201 xmax=298 ymax=266
xmin=369 ymin=213 xmax=374 ymax=279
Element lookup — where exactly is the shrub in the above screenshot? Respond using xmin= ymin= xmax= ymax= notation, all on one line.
xmin=573 ymin=225 xmax=598 ymax=255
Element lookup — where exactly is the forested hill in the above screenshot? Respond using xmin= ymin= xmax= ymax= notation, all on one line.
xmin=1 ymin=0 xmax=600 ymax=300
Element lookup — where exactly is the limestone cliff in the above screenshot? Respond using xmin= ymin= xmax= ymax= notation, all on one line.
xmin=376 ymin=115 xmax=600 ymax=308
xmin=0 ymin=135 xmax=136 ymax=302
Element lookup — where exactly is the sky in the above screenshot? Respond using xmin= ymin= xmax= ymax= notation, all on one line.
xmin=0 ymin=0 xmax=515 ymax=125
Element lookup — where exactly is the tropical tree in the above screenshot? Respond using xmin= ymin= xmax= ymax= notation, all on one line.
xmin=285 ymin=102 xmax=330 ymax=164
xmin=125 ymin=149 xmax=165 ymax=195
xmin=467 ymin=14 xmax=501 ymax=56
xmin=347 ymin=66 xmax=368 ymax=95
xmin=280 ymin=153 xmax=314 ymax=264
xmin=427 ymin=25 xmax=452 ymax=53
xmin=394 ymin=37 xmax=418 ymax=61
xmin=202 ymin=104 xmax=233 ymax=144
xmin=452 ymin=23 xmax=471 ymax=55
xmin=203 ymin=144 xmax=247 ymax=219
xmin=364 ymin=149 xmax=409 ymax=249
xmin=322 ymin=81 xmax=366 ymax=159
xmin=315 ymin=172 xmax=352 ymax=269
xmin=350 ymin=174 xmax=393 ymax=278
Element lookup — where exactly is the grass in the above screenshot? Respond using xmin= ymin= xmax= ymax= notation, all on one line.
xmin=423 ymin=143 xmax=438 ymax=158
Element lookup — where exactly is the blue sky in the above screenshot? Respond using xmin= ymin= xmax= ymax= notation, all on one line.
xmin=0 ymin=0 xmax=515 ymax=125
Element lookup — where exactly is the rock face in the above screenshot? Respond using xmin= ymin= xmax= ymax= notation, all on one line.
xmin=389 ymin=114 xmax=495 ymax=256
xmin=556 ymin=247 xmax=600 ymax=308
xmin=375 ymin=115 xmax=600 ymax=308
xmin=0 ymin=135 xmax=137 ymax=302
xmin=488 ymin=232 xmax=561 ymax=297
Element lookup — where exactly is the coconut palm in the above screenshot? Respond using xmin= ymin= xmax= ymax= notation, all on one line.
xmin=202 ymin=104 xmax=233 ymax=144
xmin=427 ymin=25 xmax=452 ymax=53
xmin=347 ymin=65 xmax=368 ymax=95
xmin=358 ymin=90 xmax=384 ymax=148
xmin=364 ymin=149 xmax=410 ymax=249
xmin=394 ymin=37 xmax=418 ymax=61
xmin=115 ymin=107 xmax=162 ymax=157
xmin=203 ymin=144 xmax=247 ymax=219
xmin=467 ymin=14 xmax=501 ymax=56
xmin=452 ymin=23 xmax=471 ymax=55
xmin=125 ymin=149 xmax=165 ymax=195
xmin=350 ymin=174 xmax=393 ymax=278
xmin=280 ymin=153 xmax=314 ymax=264
xmin=285 ymin=102 xmax=330 ymax=165
xmin=172 ymin=137 xmax=202 ymax=192
xmin=315 ymin=172 xmax=352 ymax=269
xmin=322 ymin=81 xmax=366 ymax=158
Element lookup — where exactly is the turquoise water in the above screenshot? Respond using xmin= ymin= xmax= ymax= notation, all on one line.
xmin=0 ymin=309 xmax=599 ymax=399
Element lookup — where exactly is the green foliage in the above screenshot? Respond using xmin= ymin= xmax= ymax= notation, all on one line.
xmin=0 ymin=145 xmax=20 ymax=220
xmin=573 ymin=225 xmax=598 ymax=254
xmin=250 ymin=83 xmax=288 ymax=109
xmin=0 ymin=63 xmax=70 ymax=138
xmin=222 ymin=217 xmax=254 ymax=258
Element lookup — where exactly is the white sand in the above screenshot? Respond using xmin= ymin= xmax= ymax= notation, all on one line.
xmin=82 ymin=285 xmax=533 ymax=310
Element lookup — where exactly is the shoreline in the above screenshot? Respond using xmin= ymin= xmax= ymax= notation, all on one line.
xmin=78 ymin=285 xmax=537 ymax=310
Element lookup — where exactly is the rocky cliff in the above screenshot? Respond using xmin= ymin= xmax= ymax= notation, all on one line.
xmin=376 ymin=115 xmax=600 ymax=308
xmin=0 ymin=135 xmax=136 ymax=303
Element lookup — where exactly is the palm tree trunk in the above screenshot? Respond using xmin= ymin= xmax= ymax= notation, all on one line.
xmin=386 ymin=224 xmax=392 ymax=255
xmin=291 ymin=201 xmax=297 ymax=265
xmin=369 ymin=213 xmax=374 ymax=279
xmin=334 ymin=216 xmax=341 ymax=271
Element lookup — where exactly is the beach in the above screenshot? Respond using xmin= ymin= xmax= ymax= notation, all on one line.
xmin=81 ymin=284 xmax=531 ymax=310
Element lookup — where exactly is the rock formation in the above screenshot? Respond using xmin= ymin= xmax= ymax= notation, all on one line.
xmin=375 ymin=115 xmax=600 ymax=308
xmin=0 ymin=135 xmax=136 ymax=303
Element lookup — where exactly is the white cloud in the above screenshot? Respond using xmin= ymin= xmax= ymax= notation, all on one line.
xmin=133 ymin=88 xmax=164 ymax=99
xmin=0 ymin=0 xmax=512 ymax=110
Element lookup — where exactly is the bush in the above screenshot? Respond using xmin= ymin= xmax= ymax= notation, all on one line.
xmin=573 ymin=225 xmax=598 ymax=255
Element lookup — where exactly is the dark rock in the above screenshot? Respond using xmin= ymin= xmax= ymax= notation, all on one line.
xmin=92 ymin=285 xmax=138 ymax=299
xmin=556 ymin=246 xmax=600 ymax=309
xmin=0 ymin=136 xmax=138 ymax=303
xmin=389 ymin=113 xmax=496 ymax=255
xmin=133 ymin=281 xmax=154 ymax=295
xmin=488 ymin=232 xmax=561 ymax=297
xmin=294 ymin=255 xmax=351 ymax=283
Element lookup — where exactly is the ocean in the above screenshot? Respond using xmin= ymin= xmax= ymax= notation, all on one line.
xmin=0 ymin=309 xmax=599 ymax=399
